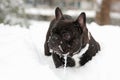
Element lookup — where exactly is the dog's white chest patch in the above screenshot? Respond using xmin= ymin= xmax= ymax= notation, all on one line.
xmin=72 ymin=43 xmax=89 ymax=67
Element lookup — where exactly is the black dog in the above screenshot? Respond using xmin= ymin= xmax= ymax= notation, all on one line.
xmin=44 ymin=7 xmax=100 ymax=68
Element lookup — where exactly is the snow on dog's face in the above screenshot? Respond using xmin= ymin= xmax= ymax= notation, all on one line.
xmin=48 ymin=7 xmax=89 ymax=57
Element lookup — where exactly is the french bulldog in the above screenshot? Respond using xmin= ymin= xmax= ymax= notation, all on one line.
xmin=44 ymin=7 xmax=100 ymax=68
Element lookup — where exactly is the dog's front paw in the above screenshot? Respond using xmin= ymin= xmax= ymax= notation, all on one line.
xmin=66 ymin=57 xmax=75 ymax=67
xmin=52 ymin=53 xmax=63 ymax=68
xmin=45 ymin=52 xmax=52 ymax=56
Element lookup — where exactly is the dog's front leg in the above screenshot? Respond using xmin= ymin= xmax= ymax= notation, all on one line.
xmin=44 ymin=42 xmax=51 ymax=56
xmin=79 ymin=52 xmax=92 ymax=66
xmin=52 ymin=53 xmax=63 ymax=68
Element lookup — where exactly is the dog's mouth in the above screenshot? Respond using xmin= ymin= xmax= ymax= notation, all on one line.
xmin=48 ymin=36 xmax=68 ymax=54
xmin=49 ymin=43 xmax=65 ymax=55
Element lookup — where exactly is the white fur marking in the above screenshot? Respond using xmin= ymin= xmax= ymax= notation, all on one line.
xmin=58 ymin=45 xmax=63 ymax=52
xmin=88 ymin=32 xmax=91 ymax=40
xmin=64 ymin=53 xmax=68 ymax=68
xmin=63 ymin=53 xmax=69 ymax=74
xmin=50 ymin=49 xmax=53 ymax=53
xmin=60 ymin=41 xmax=63 ymax=44
xmin=47 ymin=36 xmax=51 ymax=43
xmin=72 ymin=44 xmax=89 ymax=67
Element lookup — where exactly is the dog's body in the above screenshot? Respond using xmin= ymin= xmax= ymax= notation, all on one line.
xmin=44 ymin=7 xmax=100 ymax=68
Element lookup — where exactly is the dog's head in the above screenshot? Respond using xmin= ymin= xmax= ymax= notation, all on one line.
xmin=48 ymin=7 xmax=89 ymax=56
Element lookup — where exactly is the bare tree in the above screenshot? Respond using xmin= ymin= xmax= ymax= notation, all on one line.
xmin=96 ymin=0 xmax=111 ymax=25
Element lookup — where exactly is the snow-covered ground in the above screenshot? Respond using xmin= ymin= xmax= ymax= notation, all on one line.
xmin=0 ymin=21 xmax=120 ymax=80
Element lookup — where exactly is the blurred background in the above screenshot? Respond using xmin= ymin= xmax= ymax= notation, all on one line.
xmin=0 ymin=0 xmax=120 ymax=27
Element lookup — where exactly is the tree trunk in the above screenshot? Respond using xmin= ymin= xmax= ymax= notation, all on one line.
xmin=95 ymin=0 xmax=111 ymax=25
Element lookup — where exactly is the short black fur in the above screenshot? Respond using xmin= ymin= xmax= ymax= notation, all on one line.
xmin=44 ymin=7 xmax=100 ymax=68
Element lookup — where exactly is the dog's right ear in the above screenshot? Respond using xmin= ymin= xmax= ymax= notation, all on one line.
xmin=55 ymin=7 xmax=63 ymax=20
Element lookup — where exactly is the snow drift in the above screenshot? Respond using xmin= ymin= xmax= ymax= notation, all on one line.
xmin=0 ymin=21 xmax=120 ymax=80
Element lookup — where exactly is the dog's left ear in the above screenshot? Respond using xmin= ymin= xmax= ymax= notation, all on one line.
xmin=76 ymin=12 xmax=86 ymax=30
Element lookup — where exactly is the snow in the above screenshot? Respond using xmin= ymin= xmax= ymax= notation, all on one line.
xmin=0 ymin=21 xmax=120 ymax=80
xmin=25 ymin=8 xmax=120 ymax=19
xmin=65 ymin=10 xmax=95 ymax=18
xmin=25 ymin=8 xmax=95 ymax=18
xmin=25 ymin=8 xmax=54 ymax=16
xmin=96 ymin=0 xmax=103 ymax=5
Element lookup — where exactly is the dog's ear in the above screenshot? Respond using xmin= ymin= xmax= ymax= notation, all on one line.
xmin=55 ymin=7 xmax=63 ymax=20
xmin=76 ymin=12 xmax=86 ymax=30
